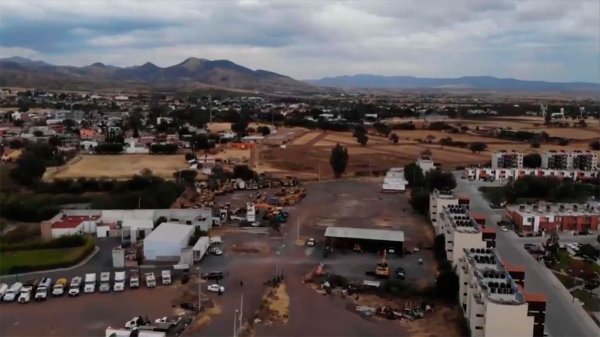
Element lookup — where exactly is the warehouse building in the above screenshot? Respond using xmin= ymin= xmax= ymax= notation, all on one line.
xmin=324 ymin=227 xmax=404 ymax=254
xmin=143 ymin=223 xmax=194 ymax=261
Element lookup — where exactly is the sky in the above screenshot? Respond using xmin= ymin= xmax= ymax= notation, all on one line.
xmin=0 ymin=0 xmax=598 ymax=82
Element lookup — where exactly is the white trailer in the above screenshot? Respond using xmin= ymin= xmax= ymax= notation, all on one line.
xmin=145 ymin=273 xmax=156 ymax=288
xmin=161 ymin=270 xmax=172 ymax=285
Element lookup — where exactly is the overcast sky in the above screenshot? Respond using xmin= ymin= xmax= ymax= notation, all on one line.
xmin=0 ymin=0 xmax=598 ymax=82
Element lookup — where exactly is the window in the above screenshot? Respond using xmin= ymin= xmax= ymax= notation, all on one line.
xmin=464 ymin=282 xmax=468 ymax=285
xmin=475 ymin=327 xmax=483 ymax=330
xmin=463 ymin=293 xmax=467 ymax=296
xmin=476 ymin=314 xmax=484 ymax=318
xmin=447 ymin=249 xmax=453 ymax=252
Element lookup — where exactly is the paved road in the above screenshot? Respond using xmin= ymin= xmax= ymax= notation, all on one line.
xmin=453 ymin=172 xmax=600 ymax=337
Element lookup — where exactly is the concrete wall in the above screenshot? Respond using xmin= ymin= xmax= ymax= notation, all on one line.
xmin=484 ymin=301 xmax=534 ymax=337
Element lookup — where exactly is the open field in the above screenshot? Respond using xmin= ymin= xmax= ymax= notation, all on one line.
xmin=44 ymin=154 xmax=188 ymax=180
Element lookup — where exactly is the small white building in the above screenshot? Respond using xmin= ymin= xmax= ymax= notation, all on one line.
xmin=417 ymin=155 xmax=435 ymax=173
xmin=143 ymin=223 xmax=193 ymax=261
xmin=121 ymin=219 xmax=154 ymax=243
xmin=382 ymin=167 xmax=407 ymax=192
xmin=49 ymin=215 xmax=99 ymax=238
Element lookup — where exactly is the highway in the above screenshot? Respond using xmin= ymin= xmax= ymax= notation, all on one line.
xmin=453 ymin=172 xmax=599 ymax=337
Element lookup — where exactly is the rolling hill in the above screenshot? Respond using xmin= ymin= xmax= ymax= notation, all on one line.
xmin=307 ymin=74 xmax=600 ymax=92
xmin=0 ymin=57 xmax=314 ymax=93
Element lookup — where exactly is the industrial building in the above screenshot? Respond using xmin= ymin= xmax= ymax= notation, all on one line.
xmin=458 ymin=248 xmax=546 ymax=337
xmin=504 ymin=202 xmax=600 ymax=233
xmin=439 ymin=205 xmax=496 ymax=267
xmin=429 ymin=189 xmax=470 ymax=235
xmin=381 ymin=167 xmax=407 ymax=192
xmin=324 ymin=227 xmax=404 ymax=254
xmin=143 ymin=223 xmax=194 ymax=261
xmin=491 ymin=150 xmax=523 ymax=169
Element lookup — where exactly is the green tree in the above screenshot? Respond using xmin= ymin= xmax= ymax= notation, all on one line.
xmin=356 ymin=132 xmax=368 ymax=146
xmin=374 ymin=122 xmax=390 ymax=136
xmin=48 ymin=136 xmax=61 ymax=147
xmin=11 ymin=152 xmax=46 ymax=185
xmin=590 ymin=140 xmax=600 ymax=151
xmin=436 ymin=260 xmax=459 ymax=303
xmin=404 ymin=162 xmax=425 ymax=187
xmin=33 ymin=130 xmax=44 ymax=137
xmin=469 ymin=142 xmax=487 ymax=153
xmin=232 ymin=118 xmax=249 ymax=137
xmin=576 ymin=244 xmax=600 ymax=260
xmin=233 ymin=165 xmax=257 ymax=181
xmin=132 ymin=128 xmax=140 ymax=138
xmin=425 ymin=170 xmax=456 ymax=191
xmin=523 ymin=153 xmax=542 ymax=168
xmin=257 ymin=126 xmax=271 ymax=136
xmin=329 ymin=143 xmax=349 ymax=178
xmin=409 ymin=187 xmax=430 ymax=216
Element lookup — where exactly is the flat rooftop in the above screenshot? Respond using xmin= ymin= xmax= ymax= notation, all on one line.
xmin=442 ymin=205 xmax=481 ymax=233
xmin=325 ymin=226 xmax=404 ymax=242
xmin=507 ymin=202 xmax=600 ymax=217
xmin=464 ymin=248 xmax=525 ymax=305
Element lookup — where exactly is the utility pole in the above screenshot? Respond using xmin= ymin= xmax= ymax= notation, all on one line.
xmin=297 ymin=217 xmax=300 ymax=241
xmin=239 ymin=293 xmax=244 ymax=332
xmin=138 ymin=196 xmax=142 ymax=209
xmin=318 ymin=162 xmax=321 ymax=181
xmin=233 ymin=309 xmax=238 ymax=337
xmin=198 ymin=266 xmax=202 ymax=312
xmin=209 ymin=94 xmax=213 ymax=124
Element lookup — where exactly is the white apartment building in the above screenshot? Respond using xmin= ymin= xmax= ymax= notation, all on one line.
xmin=429 ymin=189 xmax=470 ymax=235
xmin=458 ymin=248 xmax=546 ymax=337
xmin=491 ymin=151 xmax=523 ymax=169
xmin=542 ymin=150 xmax=597 ymax=171
xmin=439 ymin=205 xmax=496 ymax=267
xmin=463 ymin=167 xmax=597 ymax=182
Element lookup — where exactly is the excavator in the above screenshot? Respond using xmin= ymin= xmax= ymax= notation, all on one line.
xmin=375 ymin=250 xmax=390 ymax=279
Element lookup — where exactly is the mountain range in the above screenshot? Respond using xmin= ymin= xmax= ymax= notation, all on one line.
xmin=0 ymin=57 xmax=314 ymax=93
xmin=1 ymin=56 xmax=599 ymax=93
xmin=307 ymin=74 xmax=600 ymax=92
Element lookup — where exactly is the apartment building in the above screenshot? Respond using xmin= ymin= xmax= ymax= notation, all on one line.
xmin=429 ymin=189 xmax=470 ymax=235
xmin=458 ymin=248 xmax=546 ymax=337
xmin=505 ymin=202 xmax=600 ymax=233
xmin=491 ymin=151 xmax=523 ymax=169
xmin=542 ymin=150 xmax=598 ymax=171
xmin=439 ymin=205 xmax=496 ymax=266
xmin=463 ymin=167 xmax=597 ymax=182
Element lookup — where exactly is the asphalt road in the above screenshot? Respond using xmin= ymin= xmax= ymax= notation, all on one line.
xmin=453 ymin=172 xmax=600 ymax=337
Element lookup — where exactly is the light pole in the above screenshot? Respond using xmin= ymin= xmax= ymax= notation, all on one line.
xmin=197 ymin=266 xmax=202 ymax=312
xmin=13 ymin=253 xmax=19 ymax=282
xmin=239 ymin=293 xmax=244 ymax=332
xmin=233 ymin=309 xmax=238 ymax=337
xmin=138 ymin=196 xmax=142 ymax=209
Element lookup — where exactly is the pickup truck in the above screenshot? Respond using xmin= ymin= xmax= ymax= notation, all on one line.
xmin=84 ymin=273 xmax=96 ymax=293
xmin=52 ymin=278 xmax=68 ymax=296
xmin=145 ymin=273 xmax=156 ymax=288
xmin=114 ymin=271 xmax=126 ymax=292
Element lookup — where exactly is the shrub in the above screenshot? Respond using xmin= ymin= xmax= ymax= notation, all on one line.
xmin=95 ymin=143 xmax=124 ymax=154
xmin=150 ymin=143 xmax=178 ymax=154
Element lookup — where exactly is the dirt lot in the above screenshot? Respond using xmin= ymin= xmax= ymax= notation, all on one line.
xmin=44 ymin=154 xmax=189 ymax=180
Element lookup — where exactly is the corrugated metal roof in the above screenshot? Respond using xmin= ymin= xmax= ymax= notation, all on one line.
xmin=325 ymin=226 xmax=404 ymax=242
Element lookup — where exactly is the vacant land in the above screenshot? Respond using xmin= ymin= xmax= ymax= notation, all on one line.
xmin=44 ymin=154 xmax=188 ymax=180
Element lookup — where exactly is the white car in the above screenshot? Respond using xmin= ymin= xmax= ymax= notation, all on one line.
xmin=210 ymin=247 xmax=223 ymax=256
xmin=68 ymin=276 xmax=82 ymax=296
xmin=207 ymin=284 xmax=225 ymax=293
xmin=500 ymin=226 xmax=509 ymax=232
xmin=306 ymin=238 xmax=315 ymax=247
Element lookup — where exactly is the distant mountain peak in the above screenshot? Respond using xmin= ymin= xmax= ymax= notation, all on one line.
xmin=89 ymin=62 xmax=106 ymax=67
xmin=139 ymin=61 xmax=159 ymax=68
xmin=2 ymin=56 xmax=51 ymax=67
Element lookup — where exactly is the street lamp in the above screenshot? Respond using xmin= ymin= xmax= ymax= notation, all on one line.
xmin=196 ymin=266 xmax=202 ymax=312
xmin=233 ymin=309 xmax=239 ymax=337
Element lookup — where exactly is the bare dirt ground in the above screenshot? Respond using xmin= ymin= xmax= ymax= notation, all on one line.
xmin=44 ymin=154 xmax=188 ymax=180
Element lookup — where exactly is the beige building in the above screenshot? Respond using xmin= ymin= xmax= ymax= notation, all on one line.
xmin=429 ymin=189 xmax=469 ymax=235
xmin=439 ymin=205 xmax=496 ymax=267
xmin=459 ymin=248 xmax=546 ymax=337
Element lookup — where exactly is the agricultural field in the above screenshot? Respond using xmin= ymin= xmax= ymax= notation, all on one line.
xmin=44 ymin=154 xmax=189 ymax=180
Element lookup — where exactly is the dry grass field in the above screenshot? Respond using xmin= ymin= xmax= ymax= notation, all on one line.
xmin=258 ymin=116 xmax=600 ymax=178
xmin=44 ymin=154 xmax=188 ymax=180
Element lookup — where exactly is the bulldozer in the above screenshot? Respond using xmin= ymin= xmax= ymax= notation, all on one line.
xmin=375 ymin=251 xmax=390 ymax=279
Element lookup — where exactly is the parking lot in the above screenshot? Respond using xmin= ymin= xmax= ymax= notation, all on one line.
xmin=1 ymin=179 xmax=442 ymax=337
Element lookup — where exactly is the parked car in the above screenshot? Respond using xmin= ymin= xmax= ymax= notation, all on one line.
xmin=499 ymin=226 xmax=508 ymax=232
xmin=207 ymin=284 xmax=225 ymax=293
xmin=2 ymin=282 xmax=23 ymax=302
xmin=202 ymin=271 xmax=224 ymax=281
xmin=52 ymin=278 xmax=68 ymax=296
xmin=68 ymin=276 xmax=82 ymax=296
xmin=209 ymin=247 xmax=223 ymax=256
xmin=395 ymin=267 xmax=406 ymax=279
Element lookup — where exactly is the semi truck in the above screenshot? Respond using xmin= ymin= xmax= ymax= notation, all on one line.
xmin=84 ymin=273 xmax=96 ymax=293
xmin=114 ymin=271 xmax=126 ymax=292
xmin=145 ymin=273 xmax=156 ymax=288
xmin=161 ymin=270 xmax=172 ymax=285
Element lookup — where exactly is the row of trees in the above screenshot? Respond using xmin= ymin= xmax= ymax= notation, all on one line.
xmin=503 ymin=176 xmax=598 ymax=203
xmin=404 ymin=164 xmax=457 ymax=216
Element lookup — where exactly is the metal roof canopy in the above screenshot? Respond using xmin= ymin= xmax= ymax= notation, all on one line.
xmin=325 ymin=226 xmax=404 ymax=242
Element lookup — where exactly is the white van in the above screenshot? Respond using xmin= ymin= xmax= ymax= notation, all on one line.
xmin=130 ymin=274 xmax=140 ymax=289
xmin=2 ymin=282 xmax=23 ymax=302
xmin=161 ymin=270 xmax=172 ymax=285
xmin=145 ymin=273 xmax=156 ymax=288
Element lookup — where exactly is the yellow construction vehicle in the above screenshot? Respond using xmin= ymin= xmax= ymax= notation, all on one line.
xmin=375 ymin=251 xmax=390 ymax=278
